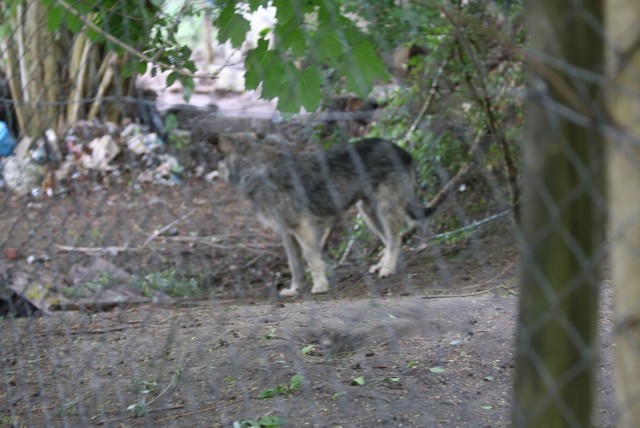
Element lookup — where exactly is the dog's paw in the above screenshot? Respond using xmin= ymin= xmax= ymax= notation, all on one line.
xmin=369 ymin=263 xmax=382 ymax=274
xmin=378 ymin=266 xmax=395 ymax=278
xmin=311 ymin=280 xmax=329 ymax=295
xmin=279 ymin=287 xmax=299 ymax=298
xmin=311 ymin=277 xmax=330 ymax=294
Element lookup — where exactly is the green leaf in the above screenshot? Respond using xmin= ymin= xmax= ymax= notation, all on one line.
xmin=166 ymin=71 xmax=179 ymax=87
xmin=46 ymin=5 xmax=64 ymax=31
xmin=429 ymin=366 xmax=445 ymax=373
xmin=299 ymin=67 xmax=323 ymax=112
xmin=272 ymin=0 xmax=296 ymax=24
xmin=337 ymin=28 xmax=389 ymax=96
xmin=261 ymin=58 xmax=286 ymax=99
xmin=301 ymin=345 xmax=314 ymax=355
xmin=257 ymin=385 xmax=287 ymax=399
xmin=65 ymin=13 xmax=83 ymax=33
xmin=481 ymin=405 xmax=494 ymax=410
xmin=274 ymin=62 xmax=300 ymax=113
xmin=121 ymin=62 xmax=136 ymax=78
xmin=262 ymin=328 xmax=276 ymax=340
xmin=331 ymin=391 xmax=346 ymax=400
xmin=483 ymin=376 xmax=495 ymax=382
xmin=313 ymin=30 xmax=343 ymax=62
xmin=245 ymin=38 xmax=287 ymax=97
xmin=86 ymin=25 xmax=104 ymax=43
xmin=248 ymin=0 xmax=269 ymax=12
xmin=214 ymin=3 xmax=250 ymax=48
xmin=233 ymin=419 xmax=259 ymax=428
xmin=181 ymin=76 xmax=195 ymax=101
xmin=259 ymin=27 xmax=271 ymax=38
xmin=317 ymin=0 xmax=340 ymax=26
xmin=289 ymin=374 xmax=303 ymax=391
xmin=383 ymin=377 xmax=400 ymax=382
xmin=256 ymin=415 xmax=286 ymax=427
xmin=137 ymin=62 xmax=148 ymax=76
xmin=183 ymin=59 xmax=197 ymax=74
xmin=128 ymin=397 xmax=147 ymax=417
xmin=276 ymin=23 xmax=306 ymax=57
xmin=351 ymin=376 xmax=365 ymax=386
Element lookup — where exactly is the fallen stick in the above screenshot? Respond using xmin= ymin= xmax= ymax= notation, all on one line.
xmin=142 ymin=210 xmax=194 ymax=247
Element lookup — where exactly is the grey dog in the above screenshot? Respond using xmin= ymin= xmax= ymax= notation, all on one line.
xmin=209 ymin=133 xmax=433 ymax=297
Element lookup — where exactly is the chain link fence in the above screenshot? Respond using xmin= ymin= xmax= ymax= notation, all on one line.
xmin=0 ymin=0 xmax=628 ymax=426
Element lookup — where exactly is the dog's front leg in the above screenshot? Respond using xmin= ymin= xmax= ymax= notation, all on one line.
xmin=280 ymin=233 xmax=305 ymax=297
xmin=303 ymin=248 xmax=330 ymax=295
xmin=294 ymin=222 xmax=330 ymax=295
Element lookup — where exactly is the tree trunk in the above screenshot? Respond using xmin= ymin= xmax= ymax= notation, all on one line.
xmin=606 ymin=2 xmax=640 ymax=427
xmin=512 ymin=0 xmax=604 ymax=426
xmin=66 ymin=30 xmax=92 ymax=125
xmin=0 ymin=1 xmax=131 ymax=136
xmin=9 ymin=0 xmax=61 ymax=137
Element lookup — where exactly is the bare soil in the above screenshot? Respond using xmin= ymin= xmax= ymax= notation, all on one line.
xmin=0 ymin=101 xmax=616 ymax=426
xmin=0 ymin=178 xmax=617 ymax=427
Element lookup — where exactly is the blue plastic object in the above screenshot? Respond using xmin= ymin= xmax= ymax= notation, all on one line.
xmin=0 ymin=122 xmax=15 ymax=157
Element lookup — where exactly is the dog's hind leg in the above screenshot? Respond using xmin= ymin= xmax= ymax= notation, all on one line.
xmin=358 ymin=200 xmax=391 ymax=275
xmin=280 ymin=233 xmax=305 ymax=297
xmin=377 ymin=210 xmax=404 ymax=277
xmin=319 ymin=224 xmax=333 ymax=251
xmin=294 ymin=220 xmax=330 ymax=295
xmin=357 ymin=200 xmax=387 ymax=244
xmin=367 ymin=186 xmax=406 ymax=278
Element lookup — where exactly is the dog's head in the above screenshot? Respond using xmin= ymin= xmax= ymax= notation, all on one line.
xmin=193 ymin=132 xmax=267 ymax=183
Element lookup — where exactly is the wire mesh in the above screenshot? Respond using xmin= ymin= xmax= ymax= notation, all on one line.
xmin=0 ymin=0 xmax=625 ymax=426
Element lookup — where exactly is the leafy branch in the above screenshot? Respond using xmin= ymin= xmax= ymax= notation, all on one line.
xmin=52 ymin=0 xmax=201 ymax=86
xmin=215 ymin=0 xmax=389 ymax=113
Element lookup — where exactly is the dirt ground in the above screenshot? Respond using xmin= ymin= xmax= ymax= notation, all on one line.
xmin=0 ymin=179 xmax=617 ymax=426
xmin=0 ymin=108 xmax=617 ymax=426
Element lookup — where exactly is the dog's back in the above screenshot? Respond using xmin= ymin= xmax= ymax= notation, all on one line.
xmin=220 ymin=135 xmax=426 ymax=223
xmin=282 ymin=138 xmax=418 ymax=217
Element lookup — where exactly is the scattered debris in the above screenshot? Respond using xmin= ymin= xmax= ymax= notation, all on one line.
xmin=2 ymin=156 xmax=45 ymax=196
xmin=0 ymin=121 xmax=16 ymax=156
xmin=153 ymin=154 xmax=183 ymax=185
xmin=0 ymin=285 xmax=39 ymax=318
xmin=3 ymin=247 xmax=18 ymax=260
xmin=67 ymin=120 xmax=119 ymax=142
xmin=204 ymin=170 xmax=220 ymax=182
xmin=0 ymin=114 xmax=310 ymax=196
xmin=13 ymin=135 xmax=33 ymax=159
xmin=68 ymin=257 xmax=130 ymax=286
xmin=10 ymin=270 xmax=57 ymax=315
xmin=80 ymin=135 xmax=121 ymax=171
xmin=127 ymin=132 xmax=162 ymax=155
xmin=26 ymin=254 xmax=50 ymax=264
xmin=4 ymin=257 xmax=175 ymax=316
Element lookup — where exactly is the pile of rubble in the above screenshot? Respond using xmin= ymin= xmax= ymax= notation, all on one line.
xmin=0 ymin=119 xmax=196 ymax=197
xmin=0 ymin=99 xmax=306 ymax=198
